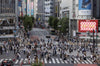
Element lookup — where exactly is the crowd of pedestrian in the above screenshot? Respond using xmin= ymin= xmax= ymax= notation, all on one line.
xmin=0 ymin=36 xmax=100 ymax=64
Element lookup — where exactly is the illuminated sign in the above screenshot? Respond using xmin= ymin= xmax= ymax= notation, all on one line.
xmin=78 ymin=20 xmax=98 ymax=33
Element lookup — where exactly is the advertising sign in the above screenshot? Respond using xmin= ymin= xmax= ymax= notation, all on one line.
xmin=79 ymin=0 xmax=91 ymax=15
xmin=78 ymin=20 xmax=98 ymax=33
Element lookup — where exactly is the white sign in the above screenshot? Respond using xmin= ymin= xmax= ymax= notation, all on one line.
xmin=79 ymin=10 xmax=91 ymax=15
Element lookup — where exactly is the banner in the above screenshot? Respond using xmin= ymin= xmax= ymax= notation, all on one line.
xmin=78 ymin=20 xmax=98 ymax=33
xmin=79 ymin=0 xmax=91 ymax=15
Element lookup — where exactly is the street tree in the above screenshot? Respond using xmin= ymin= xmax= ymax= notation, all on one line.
xmin=48 ymin=16 xmax=54 ymax=27
xmin=58 ymin=17 xmax=69 ymax=34
xmin=52 ymin=17 xmax=59 ymax=30
xmin=23 ymin=15 xmax=34 ymax=32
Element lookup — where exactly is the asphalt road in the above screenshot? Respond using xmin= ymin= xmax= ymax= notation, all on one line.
xmin=0 ymin=28 xmax=100 ymax=66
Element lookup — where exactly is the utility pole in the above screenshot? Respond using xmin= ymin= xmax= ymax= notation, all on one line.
xmin=93 ymin=29 xmax=95 ymax=53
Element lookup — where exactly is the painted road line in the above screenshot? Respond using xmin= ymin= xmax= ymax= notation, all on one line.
xmin=15 ymin=60 xmax=19 ymax=64
xmin=52 ymin=58 xmax=56 ymax=64
xmin=49 ymin=60 xmax=51 ymax=64
xmin=0 ymin=59 xmax=3 ymax=63
xmin=60 ymin=58 xmax=64 ymax=64
xmin=24 ymin=58 xmax=27 ymax=64
xmin=75 ymin=58 xmax=80 ymax=64
xmin=64 ymin=60 xmax=68 ymax=64
xmin=44 ymin=58 xmax=47 ymax=64
xmin=87 ymin=58 xmax=92 ymax=64
xmin=56 ymin=58 xmax=60 ymax=64
xmin=20 ymin=58 xmax=23 ymax=63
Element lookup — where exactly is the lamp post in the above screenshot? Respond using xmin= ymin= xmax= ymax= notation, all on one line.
xmin=93 ymin=29 xmax=95 ymax=53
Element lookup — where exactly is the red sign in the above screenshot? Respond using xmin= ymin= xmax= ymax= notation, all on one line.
xmin=78 ymin=20 xmax=98 ymax=33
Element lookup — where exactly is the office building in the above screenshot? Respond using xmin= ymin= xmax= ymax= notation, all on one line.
xmin=44 ymin=0 xmax=55 ymax=22
xmin=0 ymin=0 xmax=18 ymax=43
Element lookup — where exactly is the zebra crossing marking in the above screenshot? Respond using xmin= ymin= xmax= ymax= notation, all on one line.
xmin=87 ymin=58 xmax=92 ymax=64
xmin=15 ymin=60 xmax=18 ymax=64
xmin=9 ymin=59 xmax=11 ymax=61
xmin=75 ymin=58 xmax=80 ymax=64
xmin=41 ymin=59 xmax=43 ymax=62
xmin=64 ymin=60 xmax=68 ymax=64
xmin=56 ymin=58 xmax=60 ymax=64
xmin=0 ymin=59 xmax=3 ymax=63
xmin=74 ymin=60 xmax=77 ymax=64
xmin=20 ymin=58 xmax=23 ymax=63
xmin=24 ymin=58 xmax=27 ymax=64
xmin=32 ymin=58 xmax=34 ymax=63
xmin=60 ymin=58 xmax=64 ymax=64
xmin=49 ymin=60 xmax=51 ymax=64
xmin=0 ymin=58 xmax=93 ymax=64
xmin=52 ymin=58 xmax=56 ymax=64
xmin=84 ymin=60 xmax=88 ymax=64
xmin=44 ymin=58 xmax=47 ymax=64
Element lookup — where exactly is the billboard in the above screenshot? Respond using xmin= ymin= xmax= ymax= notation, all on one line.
xmin=78 ymin=20 xmax=98 ymax=33
xmin=79 ymin=0 xmax=91 ymax=15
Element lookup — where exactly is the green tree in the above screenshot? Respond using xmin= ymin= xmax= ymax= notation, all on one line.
xmin=23 ymin=15 xmax=33 ymax=32
xmin=52 ymin=17 xmax=59 ymax=30
xmin=48 ymin=16 xmax=54 ymax=27
xmin=58 ymin=17 xmax=69 ymax=33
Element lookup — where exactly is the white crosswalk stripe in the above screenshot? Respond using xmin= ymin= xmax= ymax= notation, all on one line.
xmin=84 ymin=60 xmax=89 ymax=64
xmin=59 ymin=58 xmax=64 ymax=64
xmin=49 ymin=60 xmax=52 ymax=64
xmin=44 ymin=58 xmax=47 ymax=64
xmin=24 ymin=58 xmax=28 ymax=64
xmin=75 ymin=58 xmax=80 ymax=64
xmin=64 ymin=60 xmax=68 ymax=64
xmin=56 ymin=58 xmax=60 ymax=64
xmin=0 ymin=58 xmax=93 ymax=64
xmin=32 ymin=58 xmax=34 ymax=63
xmin=87 ymin=58 xmax=92 ymax=64
xmin=15 ymin=60 xmax=19 ymax=64
xmin=52 ymin=58 xmax=56 ymax=64
xmin=20 ymin=58 xmax=23 ymax=63
xmin=0 ymin=59 xmax=3 ymax=63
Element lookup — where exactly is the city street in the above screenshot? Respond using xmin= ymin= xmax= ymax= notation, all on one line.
xmin=0 ymin=28 xmax=100 ymax=66
xmin=0 ymin=0 xmax=100 ymax=66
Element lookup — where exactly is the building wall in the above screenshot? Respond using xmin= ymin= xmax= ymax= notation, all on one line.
xmin=34 ymin=0 xmax=38 ymax=18
xmin=18 ymin=0 xmax=34 ymax=16
xmin=92 ymin=0 xmax=100 ymax=19
xmin=44 ymin=0 xmax=55 ymax=22
xmin=0 ymin=0 xmax=16 ymax=17
xmin=60 ymin=0 xmax=72 ymax=19
xmin=37 ymin=0 xmax=45 ymax=22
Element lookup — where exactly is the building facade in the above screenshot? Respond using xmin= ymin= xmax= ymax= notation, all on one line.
xmin=36 ymin=0 xmax=45 ymax=22
xmin=60 ymin=0 xmax=93 ymax=37
xmin=18 ymin=0 xmax=34 ymax=16
xmin=92 ymin=0 xmax=100 ymax=19
xmin=44 ymin=0 xmax=55 ymax=22
xmin=0 ymin=0 xmax=18 ymax=43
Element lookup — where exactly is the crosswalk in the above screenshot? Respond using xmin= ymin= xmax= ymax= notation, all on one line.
xmin=0 ymin=58 xmax=93 ymax=65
